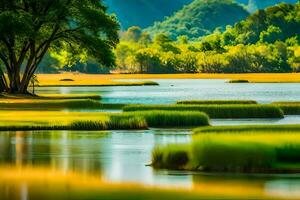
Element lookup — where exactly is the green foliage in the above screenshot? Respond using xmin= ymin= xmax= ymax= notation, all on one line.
xmin=145 ymin=0 xmax=249 ymax=40
xmin=123 ymin=104 xmax=284 ymax=119
xmin=114 ymin=2 xmax=299 ymax=74
xmin=127 ymin=110 xmax=210 ymax=127
xmin=0 ymin=0 xmax=119 ymax=93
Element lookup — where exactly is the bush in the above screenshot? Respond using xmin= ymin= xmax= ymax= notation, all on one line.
xmin=272 ymin=102 xmax=300 ymax=115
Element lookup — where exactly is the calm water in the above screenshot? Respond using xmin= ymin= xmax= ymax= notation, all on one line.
xmin=2 ymin=80 xmax=300 ymax=199
xmin=1 ymin=130 xmax=300 ymax=199
xmin=37 ymin=79 xmax=300 ymax=104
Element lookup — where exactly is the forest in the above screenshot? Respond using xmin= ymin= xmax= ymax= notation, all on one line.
xmin=38 ymin=0 xmax=300 ymax=74
xmin=114 ymin=1 xmax=300 ymax=73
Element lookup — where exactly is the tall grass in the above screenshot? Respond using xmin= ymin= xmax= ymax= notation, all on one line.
xmin=0 ymin=99 xmax=102 ymax=110
xmin=177 ymin=100 xmax=257 ymax=105
xmin=38 ymin=94 xmax=102 ymax=100
xmin=124 ymin=104 xmax=284 ymax=119
xmin=272 ymin=102 xmax=300 ymax=115
xmin=194 ymin=124 xmax=300 ymax=134
xmin=0 ymin=111 xmax=147 ymax=131
xmin=152 ymin=144 xmax=190 ymax=170
xmin=152 ymin=131 xmax=300 ymax=172
xmin=127 ymin=111 xmax=210 ymax=127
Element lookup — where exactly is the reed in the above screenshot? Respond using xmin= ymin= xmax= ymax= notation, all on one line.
xmin=272 ymin=102 xmax=300 ymax=115
xmin=194 ymin=124 xmax=300 ymax=134
xmin=177 ymin=100 xmax=257 ymax=105
xmin=127 ymin=111 xmax=210 ymax=127
xmin=152 ymin=131 xmax=300 ymax=172
xmin=0 ymin=99 xmax=102 ymax=110
xmin=38 ymin=94 xmax=102 ymax=100
xmin=124 ymin=104 xmax=284 ymax=119
xmin=0 ymin=111 xmax=147 ymax=131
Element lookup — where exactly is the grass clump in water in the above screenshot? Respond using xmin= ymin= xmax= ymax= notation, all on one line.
xmin=152 ymin=144 xmax=190 ymax=170
xmin=177 ymin=100 xmax=257 ymax=105
xmin=193 ymin=124 xmax=300 ymax=134
xmin=0 ymin=111 xmax=147 ymax=131
xmin=127 ymin=111 xmax=210 ymax=127
xmin=228 ymin=80 xmax=249 ymax=83
xmin=272 ymin=102 xmax=300 ymax=115
xmin=123 ymin=104 xmax=284 ymax=119
xmin=152 ymin=132 xmax=300 ymax=173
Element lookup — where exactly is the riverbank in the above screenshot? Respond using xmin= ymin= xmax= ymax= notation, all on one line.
xmin=36 ymin=73 xmax=300 ymax=85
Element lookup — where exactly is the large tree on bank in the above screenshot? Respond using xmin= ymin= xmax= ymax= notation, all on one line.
xmin=0 ymin=0 xmax=119 ymax=94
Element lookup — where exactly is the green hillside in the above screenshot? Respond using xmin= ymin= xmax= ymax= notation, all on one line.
xmin=145 ymin=0 xmax=249 ymax=39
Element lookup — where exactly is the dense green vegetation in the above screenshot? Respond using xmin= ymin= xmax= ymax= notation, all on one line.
xmin=272 ymin=102 xmax=300 ymax=115
xmin=115 ymin=2 xmax=300 ymax=73
xmin=177 ymin=100 xmax=257 ymax=104
xmin=152 ymin=131 xmax=300 ymax=172
xmin=145 ymin=0 xmax=249 ymax=40
xmin=126 ymin=111 xmax=210 ymax=127
xmin=0 ymin=99 xmax=103 ymax=110
xmin=194 ymin=124 xmax=300 ymax=134
xmin=0 ymin=1 xmax=119 ymax=94
xmin=123 ymin=104 xmax=284 ymax=119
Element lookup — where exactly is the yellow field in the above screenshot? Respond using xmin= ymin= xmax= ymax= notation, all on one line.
xmin=36 ymin=73 xmax=300 ymax=86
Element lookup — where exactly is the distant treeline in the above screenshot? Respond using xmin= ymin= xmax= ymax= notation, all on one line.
xmin=115 ymin=2 xmax=300 ymax=73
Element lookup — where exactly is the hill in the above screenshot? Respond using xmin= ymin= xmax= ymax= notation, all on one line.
xmin=104 ymin=0 xmax=192 ymax=29
xmin=145 ymin=0 xmax=249 ymax=39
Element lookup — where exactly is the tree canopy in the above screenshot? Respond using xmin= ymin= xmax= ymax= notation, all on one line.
xmin=0 ymin=0 xmax=119 ymax=93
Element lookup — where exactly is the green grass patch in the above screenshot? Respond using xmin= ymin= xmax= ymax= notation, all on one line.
xmin=228 ymin=79 xmax=249 ymax=83
xmin=38 ymin=94 xmax=101 ymax=100
xmin=194 ymin=124 xmax=300 ymax=134
xmin=177 ymin=100 xmax=257 ymax=105
xmin=0 ymin=99 xmax=102 ymax=110
xmin=127 ymin=111 xmax=210 ymax=127
xmin=0 ymin=111 xmax=147 ymax=131
xmin=152 ymin=131 xmax=300 ymax=173
xmin=272 ymin=102 xmax=300 ymax=115
xmin=123 ymin=104 xmax=284 ymax=119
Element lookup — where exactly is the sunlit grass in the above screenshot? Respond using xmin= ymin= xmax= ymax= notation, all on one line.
xmin=123 ymin=104 xmax=284 ymax=119
xmin=177 ymin=100 xmax=257 ymax=105
xmin=0 ymin=166 xmax=275 ymax=200
xmin=37 ymin=73 xmax=300 ymax=83
xmin=0 ymin=111 xmax=147 ymax=131
xmin=126 ymin=110 xmax=210 ymax=127
xmin=193 ymin=124 xmax=300 ymax=134
xmin=0 ymin=99 xmax=102 ymax=110
xmin=37 ymin=73 xmax=159 ymax=87
xmin=152 ymin=131 xmax=300 ymax=173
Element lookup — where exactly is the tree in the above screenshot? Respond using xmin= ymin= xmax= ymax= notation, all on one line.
xmin=122 ymin=26 xmax=142 ymax=42
xmin=0 ymin=0 xmax=119 ymax=94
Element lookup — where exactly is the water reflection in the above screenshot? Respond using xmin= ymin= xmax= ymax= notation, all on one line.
xmin=37 ymin=79 xmax=300 ymax=104
xmin=1 ymin=130 xmax=300 ymax=199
